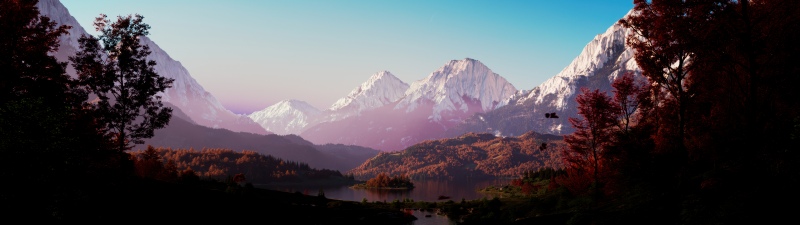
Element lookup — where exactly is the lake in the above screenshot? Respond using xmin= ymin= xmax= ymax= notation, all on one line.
xmin=257 ymin=178 xmax=509 ymax=225
xmin=257 ymin=178 xmax=510 ymax=203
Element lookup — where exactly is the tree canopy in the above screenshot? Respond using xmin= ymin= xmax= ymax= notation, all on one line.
xmin=70 ymin=14 xmax=174 ymax=151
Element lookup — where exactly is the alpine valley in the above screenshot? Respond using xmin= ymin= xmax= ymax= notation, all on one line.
xmin=248 ymin=16 xmax=644 ymax=153
xmin=40 ymin=0 xmax=643 ymax=173
xmin=15 ymin=0 xmax=800 ymax=224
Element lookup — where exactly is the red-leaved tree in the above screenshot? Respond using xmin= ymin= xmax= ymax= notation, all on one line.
xmin=612 ymin=72 xmax=648 ymax=133
xmin=562 ymin=88 xmax=619 ymax=194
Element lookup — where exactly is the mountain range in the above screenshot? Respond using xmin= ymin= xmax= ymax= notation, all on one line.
xmin=38 ymin=0 xmax=378 ymax=172
xmin=41 ymin=0 xmax=644 ymax=172
xmin=248 ymin=58 xmax=518 ymax=151
xmin=446 ymin=18 xmax=643 ymax=137
xmin=247 ymin=18 xmax=643 ymax=151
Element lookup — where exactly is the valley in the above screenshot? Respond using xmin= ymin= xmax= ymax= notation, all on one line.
xmin=4 ymin=0 xmax=799 ymax=224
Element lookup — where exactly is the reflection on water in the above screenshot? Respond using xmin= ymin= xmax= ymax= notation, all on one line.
xmin=257 ymin=178 xmax=508 ymax=203
xmin=403 ymin=208 xmax=456 ymax=225
xmin=257 ymin=179 xmax=508 ymax=225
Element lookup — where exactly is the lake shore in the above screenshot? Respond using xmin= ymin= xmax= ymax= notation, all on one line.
xmin=349 ymin=183 xmax=414 ymax=190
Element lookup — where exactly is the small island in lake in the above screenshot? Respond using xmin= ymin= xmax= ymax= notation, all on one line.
xmin=351 ymin=172 xmax=414 ymax=190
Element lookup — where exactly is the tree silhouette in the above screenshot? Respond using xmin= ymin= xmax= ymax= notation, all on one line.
xmin=70 ymin=14 xmax=174 ymax=151
xmin=0 ymin=1 xmax=131 ymax=220
xmin=619 ymin=0 xmax=724 ymax=155
xmin=611 ymin=72 xmax=648 ymax=133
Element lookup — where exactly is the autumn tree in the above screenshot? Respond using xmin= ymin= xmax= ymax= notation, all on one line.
xmin=612 ymin=1 xmax=800 ymax=223
xmin=133 ymin=145 xmax=164 ymax=179
xmin=0 ymin=0 xmax=130 ymax=220
xmin=70 ymin=14 xmax=174 ymax=152
xmin=620 ymin=0 xmax=727 ymax=155
xmin=562 ymin=88 xmax=619 ymax=194
xmin=611 ymin=72 xmax=648 ymax=133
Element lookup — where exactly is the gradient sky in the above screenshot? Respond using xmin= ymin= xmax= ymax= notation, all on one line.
xmin=60 ymin=0 xmax=634 ymax=115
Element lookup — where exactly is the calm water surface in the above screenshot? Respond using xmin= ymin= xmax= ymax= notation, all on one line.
xmin=257 ymin=179 xmax=509 ymax=225
xmin=404 ymin=208 xmax=455 ymax=225
xmin=258 ymin=178 xmax=509 ymax=202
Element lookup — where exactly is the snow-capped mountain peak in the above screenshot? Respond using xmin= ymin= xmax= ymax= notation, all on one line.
xmin=465 ymin=14 xmax=642 ymax=136
xmin=397 ymin=58 xmax=518 ymax=121
xmin=248 ymin=99 xmax=322 ymax=135
xmin=328 ymin=70 xmax=409 ymax=114
xmin=516 ymin=19 xmax=639 ymax=111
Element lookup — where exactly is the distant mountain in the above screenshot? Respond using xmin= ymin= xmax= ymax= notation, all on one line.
xmin=248 ymin=100 xmax=322 ymax=135
xmin=248 ymin=71 xmax=409 ymax=135
xmin=300 ymin=58 xmax=518 ymax=151
xmin=326 ymin=70 xmax=410 ymax=121
xmin=44 ymin=0 xmax=378 ymax=172
xmin=347 ymin=131 xmax=565 ymax=180
xmin=447 ymin=18 xmax=643 ymax=137
xmin=397 ymin=58 xmax=518 ymax=123
xmin=136 ymin=106 xmax=379 ymax=172
xmin=38 ymin=0 xmax=268 ymax=135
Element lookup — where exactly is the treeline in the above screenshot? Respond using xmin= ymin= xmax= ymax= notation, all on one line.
xmin=130 ymin=146 xmax=347 ymax=184
xmin=509 ymin=168 xmax=566 ymax=195
xmin=348 ymin=132 xmax=565 ymax=180
xmin=359 ymin=172 xmax=414 ymax=189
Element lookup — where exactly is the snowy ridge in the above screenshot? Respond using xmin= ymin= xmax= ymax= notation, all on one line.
xmin=327 ymin=70 xmax=409 ymax=119
xmin=38 ymin=0 xmax=268 ymax=135
xmin=516 ymin=23 xmax=637 ymax=110
xmin=396 ymin=58 xmax=518 ymax=121
xmin=454 ymin=12 xmax=643 ymax=136
xmin=516 ymin=21 xmax=639 ymax=111
xmin=249 ymin=100 xmax=322 ymax=135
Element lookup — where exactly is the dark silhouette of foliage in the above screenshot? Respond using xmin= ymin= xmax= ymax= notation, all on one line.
xmin=70 ymin=14 xmax=174 ymax=151
xmin=0 ymin=0 xmax=76 ymax=105
xmin=1 ymin=1 xmax=134 ymax=220
xmin=611 ymin=72 xmax=648 ymax=133
xmin=619 ymin=0 xmax=726 ymax=156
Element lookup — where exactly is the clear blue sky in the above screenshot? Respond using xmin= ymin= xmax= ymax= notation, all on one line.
xmin=60 ymin=0 xmax=634 ymax=114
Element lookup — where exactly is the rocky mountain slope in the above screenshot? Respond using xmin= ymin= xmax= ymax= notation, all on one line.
xmin=447 ymin=18 xmax=643 ymax=137
xmin=38 ymin=0 xmax=268 ymax=135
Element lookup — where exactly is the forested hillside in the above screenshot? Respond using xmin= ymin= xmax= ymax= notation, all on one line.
xmin=349 ymin=132 xmax=564 ymax=180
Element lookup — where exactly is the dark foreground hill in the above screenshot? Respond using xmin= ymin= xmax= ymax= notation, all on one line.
xmin=5 ymin=176 xmax=416 ymax=224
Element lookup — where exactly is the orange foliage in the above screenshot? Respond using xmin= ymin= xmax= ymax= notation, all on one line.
xmin=349 ymin=131 xmax=565 ymax=180
xmin=130 ymin=146 xmax=345 ymax=183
